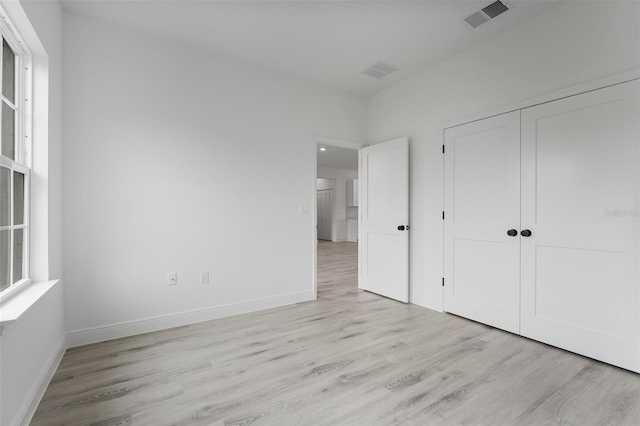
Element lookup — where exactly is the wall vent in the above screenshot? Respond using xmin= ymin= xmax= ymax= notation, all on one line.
xmin=463 ymin=1 xmax=512 ymax=29
xmin=361 ymin=61 xmax=400 ymax=80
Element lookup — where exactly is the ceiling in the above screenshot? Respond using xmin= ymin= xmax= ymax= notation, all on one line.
xmin=61 ymin=0 xmax=562 ymax=95
xmin=317 ymin=145 xmax=358 ymax=170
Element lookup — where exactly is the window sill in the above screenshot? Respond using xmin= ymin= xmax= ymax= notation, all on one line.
xmin=0 ymin=279 xmax=59 ymax=327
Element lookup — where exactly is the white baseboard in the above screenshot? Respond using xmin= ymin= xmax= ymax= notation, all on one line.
xmin=66 ymin=290 xmax=314 ymax=348
xmin=411 ymin=292 xmax=444 ymax=313
xmin=15 ymin=334 xmax=66 ymax=426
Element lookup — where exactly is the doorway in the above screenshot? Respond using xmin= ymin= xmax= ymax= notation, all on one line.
xmin=315 ymin=138 xmax=361 ymax=299
xmin=312 ymin=136 xmax=410 ymax=303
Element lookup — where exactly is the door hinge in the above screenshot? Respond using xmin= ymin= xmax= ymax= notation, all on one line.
xmin=442 ymin=211 xmax=445 ymax=220
xmin=442 ymin=277 xmax=445 ymax=287
xmin=442 ymin=145 xmax=445 ymax=154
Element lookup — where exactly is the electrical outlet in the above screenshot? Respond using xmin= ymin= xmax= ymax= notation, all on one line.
xmin=200 ymin=271 xmax=209 ymax=284
xmin=168 ymin=273 xmax=177 ymax=286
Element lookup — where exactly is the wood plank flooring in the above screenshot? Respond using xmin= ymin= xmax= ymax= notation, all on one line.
xmin=32 ymin=241 xmax=640 ymax=425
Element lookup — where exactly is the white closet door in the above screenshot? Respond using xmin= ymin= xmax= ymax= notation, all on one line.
xmin=521 ymin=80 xmax=640 ymax=372
xmin=444 ymin=111 xmax=521 ymax=334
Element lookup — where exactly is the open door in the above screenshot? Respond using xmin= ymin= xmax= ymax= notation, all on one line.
xmin=359 ymin=137 xmax=409 ymax=302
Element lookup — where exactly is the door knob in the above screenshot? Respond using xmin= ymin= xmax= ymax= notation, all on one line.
xmin=521 ymin=229 xmax=532 ymax=237
xmin=507 ymin=229 xmax=518 ymax=237
xmin=397 ymin=225 xmax=405 ymax=231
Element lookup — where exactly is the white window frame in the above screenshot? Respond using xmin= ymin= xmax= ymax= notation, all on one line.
xmin=0 ymin=6 xmax=32 ymax=298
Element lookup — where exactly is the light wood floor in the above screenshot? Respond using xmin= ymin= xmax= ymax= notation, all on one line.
xmin=32 ymin=241 xmax=640 ymax=425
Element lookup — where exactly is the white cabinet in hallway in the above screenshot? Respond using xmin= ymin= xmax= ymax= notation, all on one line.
xmin=444 ymin=79 xmax=640 ymax=372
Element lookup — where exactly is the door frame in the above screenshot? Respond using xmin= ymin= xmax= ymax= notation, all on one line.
xmin=440 ymin=68 xmax=640 ymax=312
xmin=312 ymin=136 xmax=364 ymax=299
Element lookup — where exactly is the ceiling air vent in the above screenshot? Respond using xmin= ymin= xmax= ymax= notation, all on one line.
xmin=463 ymin=0 xmax=512 ymax=29
xmin=482 ymin=0 xmax=510 ymax=18
xmin=361 ymin=61 xmax=400 ymax=80
xmin=464 ymin=11 xmax=490 ymax=29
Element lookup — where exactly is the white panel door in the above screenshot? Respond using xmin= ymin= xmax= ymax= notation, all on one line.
xmin=521 ymin=81 xmax=640 ymax=372
xmin=317 ymin=189 xmax=333 ymax=241
xmin=444 ymin=111 xmax=521 ymax=334
xmin=360 ymin=137 xmax=409 ymax=302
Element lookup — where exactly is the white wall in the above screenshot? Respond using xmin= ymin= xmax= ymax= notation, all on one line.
xmin=317 ymin=166 xmax=358 ymax=242
xmin=63 ymin=12 xmax=367 ymax=340
xmin=367 ymin=1 xmax=640 ymax=311
xmin=0 ymin=1 xmax=65 ymax=425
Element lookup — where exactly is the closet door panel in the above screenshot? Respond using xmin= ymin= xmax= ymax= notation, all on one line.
xmin=521 ymin=80 xmax=639 ymax=372
xmin=444 ymin=111 xmax=521 ymax=334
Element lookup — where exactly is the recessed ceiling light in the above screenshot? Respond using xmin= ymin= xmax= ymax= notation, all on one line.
xmin=320 ymin=147 xmax=327 ymax=151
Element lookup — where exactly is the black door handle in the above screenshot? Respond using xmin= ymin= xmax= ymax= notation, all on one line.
xmin=397 ymin=225 xmax=405 ymax=231
xmin=507 ymin=229 xmax=518 ymax=237
xmin=521 ymin=229 xmax=532 ymax=237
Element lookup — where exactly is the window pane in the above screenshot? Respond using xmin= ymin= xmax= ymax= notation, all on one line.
xmin=12 ymin=228 xmax=22 ymax=283
xmin=2 ymin=38 xmax=16 ymax=104
xmin=0 ymin=230 xmax=9 ymax=291
xmin=0 ymin=166 xmax=9 ymax=226
xmin=1 ymin=101 xmax=15 ymax=159
xmin=13 ymin=171 xmax=23 ymax=225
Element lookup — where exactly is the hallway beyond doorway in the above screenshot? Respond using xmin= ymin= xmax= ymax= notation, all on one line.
xmin=317 ymin=241 xmax=357 ymax=299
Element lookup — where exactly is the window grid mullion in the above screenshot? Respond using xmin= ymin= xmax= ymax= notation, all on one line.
xmin=1 ymin=96 xmax=17 ymax=110
xmin=0 ymin=225 xmax=24 ymax=232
